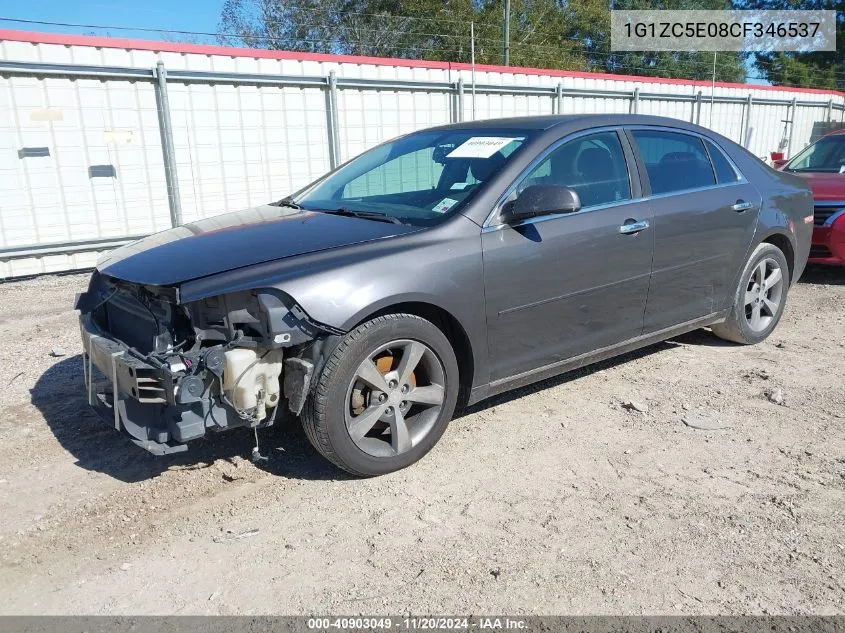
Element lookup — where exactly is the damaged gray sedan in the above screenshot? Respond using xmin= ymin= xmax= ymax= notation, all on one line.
xmin=76 ymin=114 xmax=812 ymax=476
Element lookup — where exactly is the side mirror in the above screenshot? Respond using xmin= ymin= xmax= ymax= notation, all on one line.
xmin=502 ymin=185 xmax=581 ymax=223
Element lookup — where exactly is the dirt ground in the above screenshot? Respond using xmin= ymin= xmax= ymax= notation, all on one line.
xmin=0 ymin=268 xmax=842 ymax=616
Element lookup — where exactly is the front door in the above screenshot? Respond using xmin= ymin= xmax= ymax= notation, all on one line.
xmin=482 ymin=130 xmax=654 ymax=382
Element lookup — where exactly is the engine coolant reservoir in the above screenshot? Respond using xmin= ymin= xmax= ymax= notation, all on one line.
xmin=222 ymin=348 xmax=284 ymax=420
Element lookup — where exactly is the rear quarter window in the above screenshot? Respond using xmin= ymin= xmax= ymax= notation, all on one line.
xmin=705 ymin=140 xmax=741 ymax=184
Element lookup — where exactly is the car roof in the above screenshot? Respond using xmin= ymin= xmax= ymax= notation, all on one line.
xmin=426 ymin=114 xmax=714 ymax=134
xmin=824 ymin=128 xmax=845 ymax=137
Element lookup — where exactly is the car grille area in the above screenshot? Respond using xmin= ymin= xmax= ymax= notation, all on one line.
xmin=813 ymin=205 xmax=843 ymax=226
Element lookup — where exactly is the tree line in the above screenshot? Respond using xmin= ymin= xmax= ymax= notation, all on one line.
xmin=217 ymin=0 xmax=844 ymax=90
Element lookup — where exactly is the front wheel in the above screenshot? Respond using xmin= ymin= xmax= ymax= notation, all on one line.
xmin=711 ymin=242 xmax=790 ymax=344
xmin=302 ymin=313 xmax=460 ymax=476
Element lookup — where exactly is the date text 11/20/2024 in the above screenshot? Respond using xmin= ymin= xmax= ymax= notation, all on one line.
xmin=306 ymin=617 xmax=528 ymax=630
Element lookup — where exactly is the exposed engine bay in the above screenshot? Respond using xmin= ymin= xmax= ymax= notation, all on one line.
xmin=75 ymin=271 xmax=338 ymax=455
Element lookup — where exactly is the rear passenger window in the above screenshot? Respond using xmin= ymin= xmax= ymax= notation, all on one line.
xmin=705 ymin=140 xmax=740 ymax=184
xmin=632 ymin=130 xmax=716 ymax=195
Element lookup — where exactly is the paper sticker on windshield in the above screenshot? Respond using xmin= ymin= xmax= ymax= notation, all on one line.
xmin=450 ymin=182 xmax=470 ymax=190
xmin=447 ymin=137 xmax=520 ymax=159
xmin=432 ymin=197 xmax=459 ymax=214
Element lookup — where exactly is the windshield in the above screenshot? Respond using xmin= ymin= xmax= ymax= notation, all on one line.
xmin=293 ymin=129 xmax=533 ymax=225
xmin=786 ymin=135 xmax=845 ymax=173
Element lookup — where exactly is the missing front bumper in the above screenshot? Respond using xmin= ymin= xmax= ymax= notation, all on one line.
xmin=78 ymin=314 xmax=311 ymax=456
xmin=80 ymin=315 xmax=191 ymax=455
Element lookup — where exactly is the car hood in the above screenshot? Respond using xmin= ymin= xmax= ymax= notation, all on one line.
xmin=789 ymin=171 xmax=845 ymax=201
xmin=98 ymin=205 xmax=420 ymax=286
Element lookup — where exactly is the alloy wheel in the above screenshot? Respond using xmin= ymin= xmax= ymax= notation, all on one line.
xmin=344 ymin=339 xmax=446 ymax=458
xmin=743 ymin=257 xmax=784 ymax=333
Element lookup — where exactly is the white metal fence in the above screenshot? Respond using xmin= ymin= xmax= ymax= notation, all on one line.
xmin=2 ymin=30 xmax=844 ymax=278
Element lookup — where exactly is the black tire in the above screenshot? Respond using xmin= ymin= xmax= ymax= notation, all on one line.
xmin=711 ymin=242 xmax=790 ymax=345
xmin=301 ymin=313 xmax=460 ymax=476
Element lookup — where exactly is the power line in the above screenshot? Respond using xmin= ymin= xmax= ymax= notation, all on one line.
xmin=0 ymin=14 xmax=502 ymax=35
xmin=2 ymin=15 xmax=841 ymax=73
xmin=0 ymin=14 xmax=621 ymax=47
xmin=1 ymin=15 xmax=842 ymax=89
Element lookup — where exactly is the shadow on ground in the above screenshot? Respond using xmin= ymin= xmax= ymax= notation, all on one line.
xmin=460 ymin=329 xmax=731 ymax=417
xmin=799 ymin=264 xmax=845 ymax=286
xmin=31 ymin=355 xmax=347 ymax=484
xmin=35 ymin=330 xmax=731 ymax=482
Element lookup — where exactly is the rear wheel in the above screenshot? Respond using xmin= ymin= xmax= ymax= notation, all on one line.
xmin=302 ymin=313 xmax=459 ymax=476
xmin=711 ymin=242 xmax=790 ymax=344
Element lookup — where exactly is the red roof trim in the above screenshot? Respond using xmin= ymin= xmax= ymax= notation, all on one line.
xmin=2 ymin=28 xmax=843 ymax=98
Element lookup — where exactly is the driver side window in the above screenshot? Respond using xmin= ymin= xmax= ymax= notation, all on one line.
xmin=518 ymin=131 xmax=631 ymax=209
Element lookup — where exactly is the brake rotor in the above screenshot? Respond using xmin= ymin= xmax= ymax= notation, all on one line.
xmin=350 ymin=351 xmax=416 ymax=415
xmin=375 ymin=352 xmax=417 ymax=387
xmin=375 ymin=354 xmax=395 ymax=375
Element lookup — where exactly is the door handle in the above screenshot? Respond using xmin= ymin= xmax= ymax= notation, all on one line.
xmin=619 ymin=219 xmax=650 ymax=234
xmin=732 ymin=200 xmax=754 ymax=212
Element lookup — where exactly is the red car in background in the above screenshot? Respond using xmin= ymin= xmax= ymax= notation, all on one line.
xmin=774 ymin=130 xmax=845 ymax=265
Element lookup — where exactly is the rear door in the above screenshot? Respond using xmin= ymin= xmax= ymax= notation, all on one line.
xmin=481 ymin=129 xmax=654 ymax=382
xmin=626 ymin=128 xmax=761 ymax=333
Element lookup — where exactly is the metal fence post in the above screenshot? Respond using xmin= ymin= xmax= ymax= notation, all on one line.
xmin=153 ymin=61 xmax=182 ymax=228
xmin=787 ymin=97 xmax=797 ymax=157
xmin=457 ymin=78 xmax=465 ymax=123
xmin=827 ymin=98 xmax=834 ymax=123
xmin=630 ymin=87 xmax=639 ymax=114
xmin=325 ymin=71 xmax=341 ymax=170
xmin=695 ymin=91 xmax=703 ymax=125
xmin=742 ymin=94 xmax=753 ymax=147
xmin=556 ymin=82 xmax=563 ymax=115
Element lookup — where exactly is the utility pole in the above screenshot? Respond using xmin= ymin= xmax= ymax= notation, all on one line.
xmin=503 ymin=0 xmax=511 ymax=65
xmin=471 ymin=21 xmax=476 ymax=120
xmin=709 ymin=51 xmax=716 ymax=128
